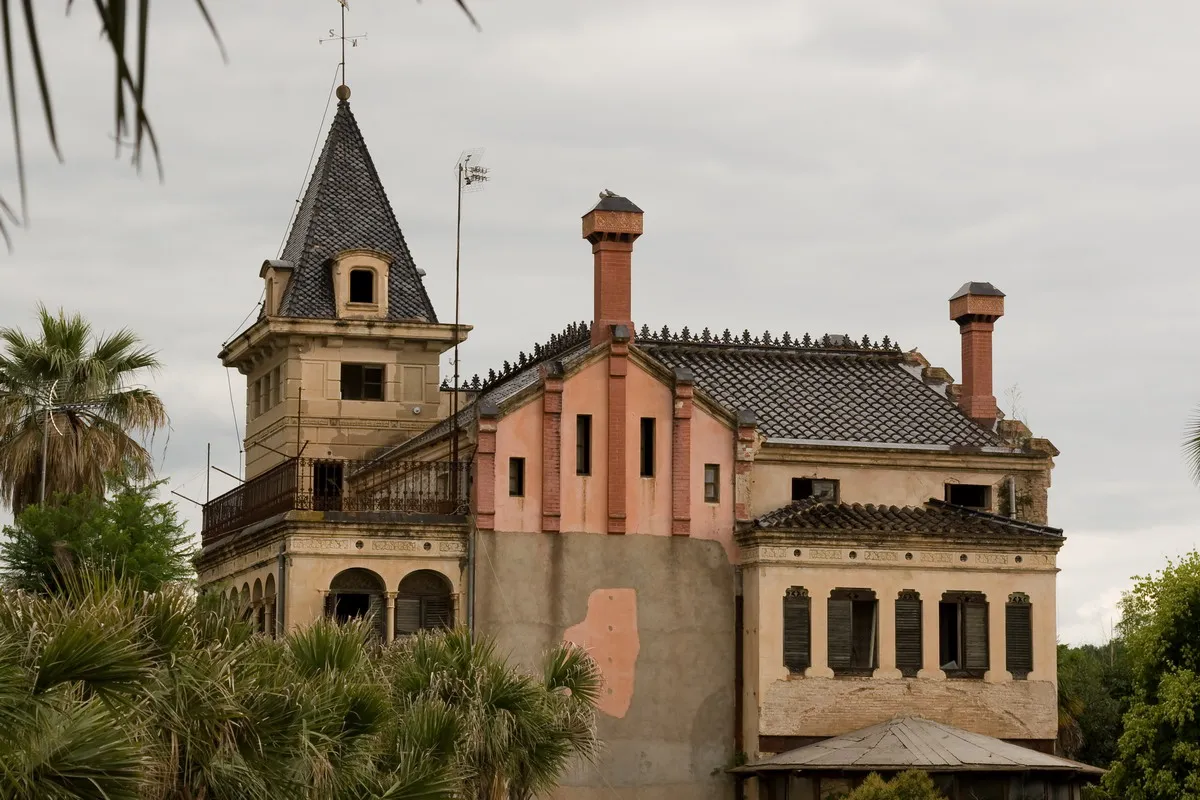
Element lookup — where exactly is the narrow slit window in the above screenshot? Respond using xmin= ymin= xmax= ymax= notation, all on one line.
xmin=576 ymin=415 xmax=592 ymax=476
xmin=828 ymin=589 xmax=878 ymax=676
xmin=704 ymin=464 xmax=720 ymax=502
xmin=792 ymin=477 xmax=839 ymax=503
xmin=640 ymin=417 xmax=655 ymax=477
xmin=349 ymin=269 xmax=374 ymax=303
xmin=782 ymin=587 xmax=811 ymax=673
xmin=509 ymin=457 xmax=525 ymax=497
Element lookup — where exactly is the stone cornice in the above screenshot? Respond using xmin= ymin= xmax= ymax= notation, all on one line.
xmin=739 ymin=541 xmax=1058 ymax=572
xmin=737 ymin=525 xmax=1063 ymax=556
xmin=755 ymin=441 xmax=1053 ymax=472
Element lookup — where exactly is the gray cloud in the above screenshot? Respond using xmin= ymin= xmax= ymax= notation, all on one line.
xmin=1 ymin=0 xmax=1196 ymax=643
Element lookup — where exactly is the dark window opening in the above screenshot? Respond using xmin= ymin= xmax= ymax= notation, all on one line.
xmin=704 ymin=464 xmax=720 ymax=502
xmin=1006 ymin=593 xmax=1033 ymax=680
xmin=828 ymin=589 xmax=878 ymax=675
xmin=895 ymin=590 xmax=923 ymax=677
xmin=509 ymin=457 xmax=525 ymax=497
xmin=312 ymin=461 xmax=344 ymax=511
xmin=576 ymin=415 xmax=592 ymax=475
xmin=334 ymin=593 xmax=370 ymax=623
xmin=792 ymin=477 xmax=839 ymax=503
xmin=945 ymin=482 xmax=990 ymax=509
xmin=640 ymin=417 xmax=656 ymax=477
xmin=940 ymin=592 xmax=989 ymax=678
xmin=782 ymin=587 xmax=811 ymax=673
xmin=349 ymin=269 xmax=374 ymax=303
xmin=341 ymin=363 xmax=384 ymax=401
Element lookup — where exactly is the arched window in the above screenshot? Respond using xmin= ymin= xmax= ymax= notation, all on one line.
xmin=395 ymin=570 xmax=453 ymax=636
xmin=349 ymin=269 xmax=375 ymax=303
xmin=326 ymin=568 xmax=387 ymax=640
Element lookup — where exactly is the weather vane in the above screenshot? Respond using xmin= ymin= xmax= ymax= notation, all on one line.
xmin=320 ymin=0 xmax=367 ymax=84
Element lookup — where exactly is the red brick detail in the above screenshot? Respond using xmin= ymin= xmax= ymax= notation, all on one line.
xmin=590 ymin=240 xmax=635 ymax=346
xmin=474 ymin=417 xmax=498 ymax=531
xmin=957 ymin=319 xmax=997 ymax=425
xmin=734 ymin=421 xmax=758 ymax=523
xmin=671 ymin=382 xmax=693 ymax=536
xmin=607 ymin=341 xmax=628 ymax=534
xmin=541 ymin=369 xmax=564 ymax=533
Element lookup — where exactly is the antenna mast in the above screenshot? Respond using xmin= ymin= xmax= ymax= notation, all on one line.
xmin=321 ymin=0 xmax=367 ymax=84
xmin=451 ymin=150 xmax=488 ymax=484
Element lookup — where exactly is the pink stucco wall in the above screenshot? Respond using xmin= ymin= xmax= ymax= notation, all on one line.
xmin=561 ymin=357 xmax=609 ymax=534
xmin=625 ymin=364 xmax=674 ymax=536
xmin=690 ymin=404 xmax=737 ymax=562
xmin=493 ymin=396 xmax=543 ymax=533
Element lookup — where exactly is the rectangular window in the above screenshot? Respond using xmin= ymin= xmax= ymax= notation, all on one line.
xmin=251 ymin=380 xmax=262 ymax=418
xmin=508 ymin=457 xmax=525 ymax=497
xmin=271 ymin=366 xmax=282 ymax=407
xmin=940 ymin=592 xmax=989 ymax=678
xmin=945 ymin=482 xmax=990 ymax=509
xmin=782 ymin=587 xmax=811 ymax=673
xmin=576 ymin=415 xmax=592 ymax=475
xmin=341 ymin=363 xmax=384 ymax=401
xmin=828 ymin=589 xmax=878 ymax=675
xmin=792 ymin=477 xmax=839 ymax=503
xmin=895 ymin=591 xmax=923 ymax=678
xmin=639 ymin=417 xmax=655 ymax=477
xmin=703 ymin=464 xmax=720 ymax=502
xmin=1006 ymin=593 xmax=1033 ymax=679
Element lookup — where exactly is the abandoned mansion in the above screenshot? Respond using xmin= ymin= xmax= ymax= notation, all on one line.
xmin=196 ymin=86 xmax=1098 ymax=799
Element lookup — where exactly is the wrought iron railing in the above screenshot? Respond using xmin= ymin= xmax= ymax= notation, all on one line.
xmin=201 ymin=457 xmax=470 ymax=545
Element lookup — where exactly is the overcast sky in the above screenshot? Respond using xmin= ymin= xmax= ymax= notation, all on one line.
xmin=0 ymin=0 xmax=1196 ymax=644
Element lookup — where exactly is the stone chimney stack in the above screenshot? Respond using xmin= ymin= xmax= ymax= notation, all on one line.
xmin=949 ymin=282 xmax=1006 ymax=427
xmin=582 ymin=192 xmax=643 ymax=346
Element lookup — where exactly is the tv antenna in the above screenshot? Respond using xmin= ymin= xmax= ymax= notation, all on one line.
xmin=320 ymin=0 xmax=367 ymax=84
xmin=450 ymin=149 xmax=489 ymax=476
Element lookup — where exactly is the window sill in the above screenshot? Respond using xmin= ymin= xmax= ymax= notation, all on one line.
xmin=831 ymin=668 xmax=876 ymax=678
xmin=943 ymin=670 xmax=987 ymax=680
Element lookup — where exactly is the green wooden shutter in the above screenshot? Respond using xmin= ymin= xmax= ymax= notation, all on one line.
xmin=895 ymin=593 xmax=923 ymax=677
xmin=395 ymin=596 xmax=421 ymax=636
xmin=782 ymin=589 xmax=810 ymax=673
xmin=422 ymin=595 xmax=453 ymax=629
xmin=828 ymin=598 xmax=853 ymax=672
xmin=1006 ymin=599 xmax=1033 ymax=679
xmin=964 ymin=601 xmax=989 ymax=673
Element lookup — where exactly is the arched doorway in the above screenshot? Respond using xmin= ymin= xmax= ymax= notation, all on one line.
xmin=326 ymin=568 xmax=386 ymax=639
xmin=395 ymin=570 xmax=453 ymax=637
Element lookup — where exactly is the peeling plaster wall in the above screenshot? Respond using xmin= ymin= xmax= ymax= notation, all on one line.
xmin=476 ymin=530 xmax=736 ymax=800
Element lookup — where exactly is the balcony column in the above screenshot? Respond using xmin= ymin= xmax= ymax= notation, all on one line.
xmin=264 ymin=598 xmax=276 ymax=638
xmin=384 ymin=592 xmax=397 ymax=643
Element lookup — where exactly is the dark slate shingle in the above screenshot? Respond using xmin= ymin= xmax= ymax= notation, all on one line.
xmin=278 ymin=99 xmax=437 ymax=322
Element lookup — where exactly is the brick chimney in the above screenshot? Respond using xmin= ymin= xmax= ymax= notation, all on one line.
xmin=582 ymin=192 xmax=643 ymax=346
xmin=949 ymin=282 xmax=1005 ymax=427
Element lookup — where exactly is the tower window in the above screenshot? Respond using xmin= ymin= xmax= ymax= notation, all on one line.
xmin=640 ymin=418 xmax=656 ymax=477
xmin=828 ymin=588 xmax=878 ymax=676
xmin=509 ymin=457 xmax=525 ymax=497
xmin=341 ymin=364 xmax=384 ymax=401
xmin=792 ymin=477 xmax=839 ymax=503
xmin=349 ymin=269 xmax=375 ymax=304
xmin=576 ymin=415 xmax=592 ymax=476
xmin=945 ymin=483 xmax=990 ymax=509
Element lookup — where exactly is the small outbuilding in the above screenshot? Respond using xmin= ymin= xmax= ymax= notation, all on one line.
xmin=734 ymin=716 xmax=1104 ymax=800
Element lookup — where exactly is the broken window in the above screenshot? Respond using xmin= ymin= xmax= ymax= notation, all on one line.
xmin=940 ymin=592 xmax=989 ymax=678
xmin=1006 ymin=592 xmax=1033 ymax=679
xmin=349 ymin=269 xmax=374 ymax=303
xmin=792 ymin=477 xmax=839 ymax=503
xmin=341 ymin=363 xmax=384 ymax=401
xmin=828 ymin=589 xmax=877 ymax=675
xmin=640 ymin=417 xmax=655 ymax=477
xmin=508 ymin=457 xmax=525 ymax=497
xmin=704 ymin=464 xmax=720 ymax=502
xmin=782 ymin=586 xmax=811 ymax=674
xmin=945 ymin=482 xmax=990 ymax=509
xmin=576 ymin=415 xmax=592 ymax=475
xmin=895 ymin=590 xmax=923 ymax=677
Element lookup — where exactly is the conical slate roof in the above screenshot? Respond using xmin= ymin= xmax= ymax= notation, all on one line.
xmin=278 ymin=97 xmax=437 ymax=322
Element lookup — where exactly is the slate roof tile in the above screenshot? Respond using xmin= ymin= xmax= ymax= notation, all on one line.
xmin=752 ymin=498 xmax=1063 ymax=538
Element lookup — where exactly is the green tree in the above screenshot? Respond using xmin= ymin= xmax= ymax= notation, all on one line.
xmin=0 ymin=478 xmax=193 ymax=593
xmin=1056 ymin=640 xmax=1132 ymax=767
xmin=0 ymin=306 xmax=166 ymax=512
xmin=1100 ymin=552 xmax=1200 ymax=799
xmin=843 ymin=770 xmax=946 ymax=800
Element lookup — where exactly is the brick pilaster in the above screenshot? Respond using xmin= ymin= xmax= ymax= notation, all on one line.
xmin=541 ymin=362 xmax=564 ymax=532
xmin=671 ymin=367 xmax=694 ymax=536
xmin=957 ymin=319 xmax=997 ymax=422
xmin=734 ymin=409 xmax=759 ymax=524
xmin=607 ymin=327 xmax=630 ymax=534
xmin=474 ymin=401 xmax=499 ymax=531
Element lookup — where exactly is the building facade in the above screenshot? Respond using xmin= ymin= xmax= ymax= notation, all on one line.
xmin=196 ymin=88 xmax=1065 ymax=800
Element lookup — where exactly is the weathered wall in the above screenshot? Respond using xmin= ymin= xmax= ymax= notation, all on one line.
xmin=476 ymin=530 xmax=737 ymax=800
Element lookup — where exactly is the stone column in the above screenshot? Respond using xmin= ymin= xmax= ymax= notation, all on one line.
xmin=734 ymin=409 xmax=760 ymax=524
xmin=876 ymin=594 xmax=900 ymax=678
xmin=265 ymin=599 xmax=276 ymax=638
xmin=384 ymin=592 xmax=397 ymax=643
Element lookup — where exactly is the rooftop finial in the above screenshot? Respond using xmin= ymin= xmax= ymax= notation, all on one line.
xmin=336 ymin=84 xmax=351 ymax=101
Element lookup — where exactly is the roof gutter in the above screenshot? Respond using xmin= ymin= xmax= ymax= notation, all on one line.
xmin=764 ymin=437 xmax=1019 ymax=455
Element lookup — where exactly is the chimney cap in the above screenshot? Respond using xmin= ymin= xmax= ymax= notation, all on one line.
xmin=586 ymin=191 xmax=643 ymax=215
xmin=950 ymin=281 xmax=1005 ymax=301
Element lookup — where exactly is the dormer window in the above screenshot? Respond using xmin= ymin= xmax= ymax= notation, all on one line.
xmin=349 ymin=269 xmax=375 ymax=304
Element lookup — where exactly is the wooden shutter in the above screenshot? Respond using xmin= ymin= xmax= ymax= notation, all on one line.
xmin=963 ymin=601 xmax=990 ymax=673
xmin=895 ymin=592 xmax=923 ymax=677
xmin=395 ymin=596 xmax=421 ymax=636
xmin=827 ymin=598 xmax=853 ymax=672
xmin=422 ymin=595 xmax=453 ymax=629
xmin=1006 ymin=597 xmax=1033 ymax=679
xmin=782 ymin=588 xmax=810 ymax=673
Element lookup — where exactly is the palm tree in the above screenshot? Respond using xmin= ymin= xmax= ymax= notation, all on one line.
xmin=0 ymin=305 xmax=167 ymax=512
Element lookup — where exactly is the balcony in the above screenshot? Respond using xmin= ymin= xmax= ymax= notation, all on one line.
xmin=201 ymin=457 xmax=471 ymax=546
